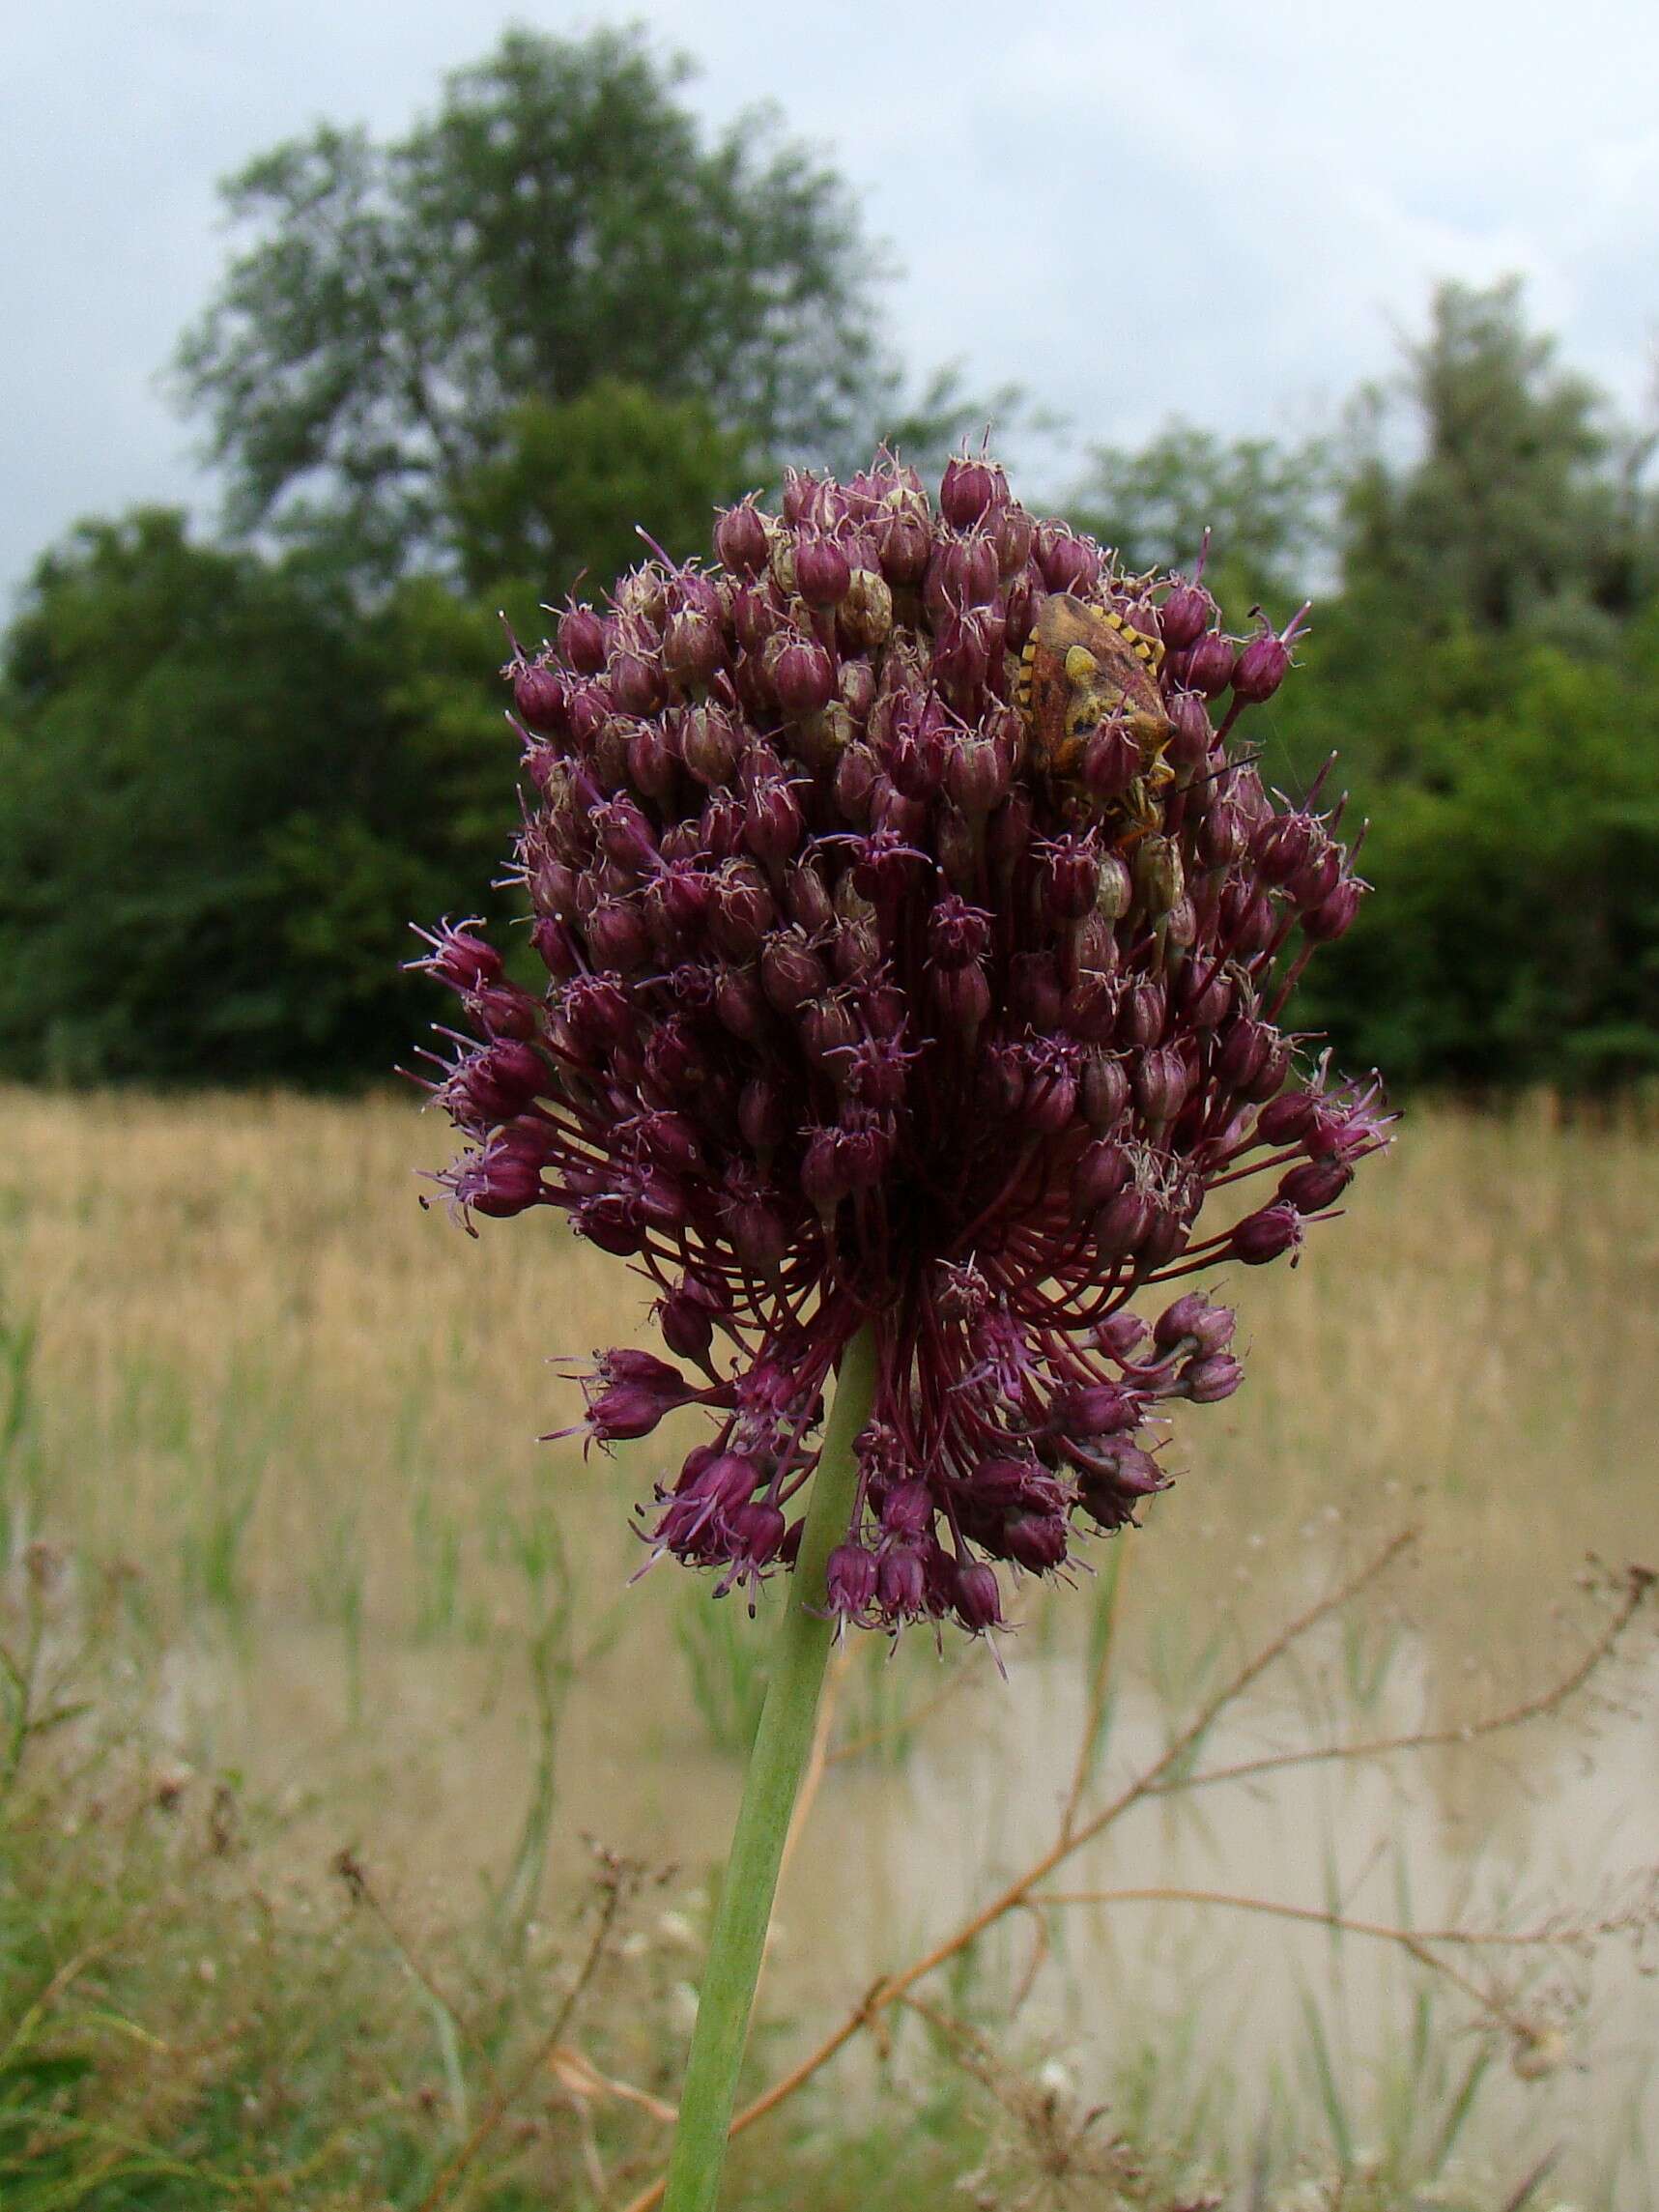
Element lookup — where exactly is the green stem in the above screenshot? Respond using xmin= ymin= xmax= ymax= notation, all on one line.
xmin=661 ymin=1322 xmax=879 ymax=2212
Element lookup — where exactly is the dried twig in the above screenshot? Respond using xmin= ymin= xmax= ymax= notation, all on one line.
xmin=415 ymin=1849 xmax=636 ymax=2212
xmin=612 ymin=1537 xmax=1652 ymax=2212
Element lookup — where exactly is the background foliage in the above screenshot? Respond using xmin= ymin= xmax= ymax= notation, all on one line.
xmin=1 ymin=32 xmax=1655 ymax=1088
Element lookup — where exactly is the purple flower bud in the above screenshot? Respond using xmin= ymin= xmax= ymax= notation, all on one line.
xmin=941 ymin=733 xmax=1007 ymax=816
xmin=729 ymin=1501 xmax=787 ymax=1566
xmin=1182 ymin=966 xmax=1233 ymax=1030
xmin=927 ymin=531 xmax=1001 ymax=616
xmin=677 ymin=704 xmax=739 ymax=788
xmin=585 ymin=900 xmax=650 ymax=971
xmin=1119 ymin=979 xmax=1167 ymax=1049
xmin=722 ymin=1183 xmax=789 ymax=1275
xmin=1081 ymin=1050 xmax=1130 ymax=1131
xmin=513 ymin=659 xmax=566 ymax=734
xmin=1231 ymin=605 xmax=1310 ymax=704
xmin=1053 ymin=1381 xmax=1140 ymax=1436
xmin=880 ymin=1479 xmax=932 ymax=1538
xmin=449 ymin=1140 xmax=545 ymax=1219
xmin=1094 ymin=1186 xmax=1154 ymax=1259
xmin=1253 ymin=814 xmax=1316 ymax=888
xmin=1166 ymin=690 xmax=1213 ymax=772
xmin=660 ymin=1275 xmax=727 ymax=1362
xmin=1197 ymin=797 xmax=1247 ymax=869
xmin=1182 ymin=1353 xmax=1244 ymax=1403
xmin=662 ymin=608 xmax=724 ymax=688
xmin=467 ymin=980 xmax=541 ymax=1041
xmin=877 ymin=1545 xmax=928 ymax=1620
xmin=735 ymin=1077 xmax=787 ymax=1157
xmin=1213 ymin=1017 xmax=1271 ymax=1092
xmin=986 ymin=790 xmax=1034 ymax=872
xmin=1254 ymin=1089 xmax=1317 ymax=1145
xmin=558 ymin=606 xmax=608 ymax=673
xmin=1245 ymin=1033 xmax=1295 ymax=1102
xmin=1154 ymin=1292 xmax=1236 ymax=1356
xmin=931 ymin=962 xmax=992 ymax=1040
xmin=767 ymin=633 xmax=836 ymax=717
xmin=743 ymin=766 xmax=805 ymax=866
xmin=530 ymin=914 xmax=580 ymax=979
xmin=1004 ymin=1511 xmax=1069 ymax=1572
xmin=872 ymin=503 xmax=931 ymax=586
xmin=420 ymin=921 xmax=501 ymax=991
xmin=940 ymin=453 xmax=1007 ymax=529
xmin=795 ymin=533 xmax=852 ymax=607
xmin=1095 ymin=1311 xmax=1149 ymax=1362
xmin=1278 ymin=1158 xmax=1354 ymax=1211
xmin=1159 ymin=577 xmax=1216 ymax=650
xmin=1301 ymin=878 xmax=1364 ymax=942
xmin=993 ymin=503 xmax=1035 ymax=578
xmin=953 ymin=1561 xmax=1003 ymax=1633
xmin=826 ymin=1542 xmax=878 ymax=1620
xmin=1022 ymin=1049 xmax=1077 ymax=1135
xmin=1082 ymin=722 xmax=1142 ymax=805
xmin=1036 ymin=524 xmax=1100 ymax=596
xmin=1232 ymin=1202 xmax=1304 ymax=1266
xmin=1073 ymin=1138 xmax=1130 ymax=1213
xmin=714 ymin=501 xmax=770 ymax=575
xmin=1034 ymin=835 xmax=1094 ymax=923
xmin=610 ymin=647 xmax=667 ymax=717
xmin=1177 ymin=631 xmax=1236 ymax=699
xmin=714 ymin=966 xmax=769 ymax=1044
xmin=707 ymin=864 xmax=776 ymax=961
xmin=1219 ymin=878 xmax=1278 ymax=957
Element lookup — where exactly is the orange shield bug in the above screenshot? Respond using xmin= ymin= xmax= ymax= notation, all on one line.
xmin=1015 ymin=593 xmax=1175 ymax=840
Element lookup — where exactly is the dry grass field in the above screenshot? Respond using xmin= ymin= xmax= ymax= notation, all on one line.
xmin=2 ymin=1086 xmax=1657 ymax=2207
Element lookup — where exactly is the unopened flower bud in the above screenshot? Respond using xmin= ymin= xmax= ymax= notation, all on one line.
xmin=953 ymin=1561 xmax=1002 ymax=1633
xmin=940 ymin=453 xmax=1007 ymax=529
xmin=513 ymin=659 xmax=566 ymax=733
xmin=713 ymin=499 xmax=769 ymax=574
xmin=1166 ymin=689 xmax=1212 ymax=771
xmin=1159 ymin=577 xmax=1215 ymax=651
xmin=1231 ymin=605 xmax=1309 ymax=704
xmin=1232 ymin=1202 xmax=1303 ymax=1265
xmin=1179 ymin=631 xmax=1236 ymax=698
xmin=767 ymin=633 xmax=836 ymax=716
xmin=558 ymin=605 xmax=608 ymax=673
xmin=795 ymin=533 xmax=852 ymax=607
xmin=1036 ymin=524 xmax=1100 ymax=595
xmin=1134 ymin=1046 xmax=1190 ymax=1125
xmin=826 ymin=1542 xmax=878 ymax=1619
xmin=1080 ymin=722 xmax=1141 ymax=804
xmin=1278 ymin=1158 xmax=1353 ymax=1211
xmin=1182 ymin=1352 xmax=1244 ymax=1402
xmin=1301 ymin=878 xmax=1363 ymax=942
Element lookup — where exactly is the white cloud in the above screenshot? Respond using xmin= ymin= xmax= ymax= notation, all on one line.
xmin=3 ymin=0 xmax=1655 ymax=602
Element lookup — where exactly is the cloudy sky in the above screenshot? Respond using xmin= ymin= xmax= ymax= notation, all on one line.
xmin=5 ymin=0 xmax=1656 ymax=604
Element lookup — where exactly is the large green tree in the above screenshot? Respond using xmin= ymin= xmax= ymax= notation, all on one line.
xmin=1340 ymin=276 xmax=1652 ymax=634
xmin=0 ymin=512 xmax=511 ymax=1083
xmin=1069 ymin=422 xmax=1335 ymax=614
xmin=174 ymin=27 xmax=979 ymax=589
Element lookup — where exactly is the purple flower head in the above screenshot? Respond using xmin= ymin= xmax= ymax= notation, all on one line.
xmin=419 ymin=453 xmax=1388 ymax=1637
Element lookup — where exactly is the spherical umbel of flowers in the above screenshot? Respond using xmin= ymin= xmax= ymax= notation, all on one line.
xmin=416 ymin=452 xmax=1388 ymax=1639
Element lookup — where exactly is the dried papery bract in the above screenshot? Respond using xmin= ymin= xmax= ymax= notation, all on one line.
xmin=417 ymin=453 xmax=1387 ymax=1634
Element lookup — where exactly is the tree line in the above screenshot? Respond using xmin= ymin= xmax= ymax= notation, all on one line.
xmin=2 ymin=27 xmax=1655 ymax=1090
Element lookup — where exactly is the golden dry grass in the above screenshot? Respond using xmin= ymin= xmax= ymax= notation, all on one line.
xmin=7 ymin=1086 xmax=1655 ymax=1652
xmin=5 ymin=1088 xmax=1658 ymax=2201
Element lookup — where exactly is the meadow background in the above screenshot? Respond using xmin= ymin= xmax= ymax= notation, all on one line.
xmin=3 ymin=17 xmax=1658 ymax=2209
